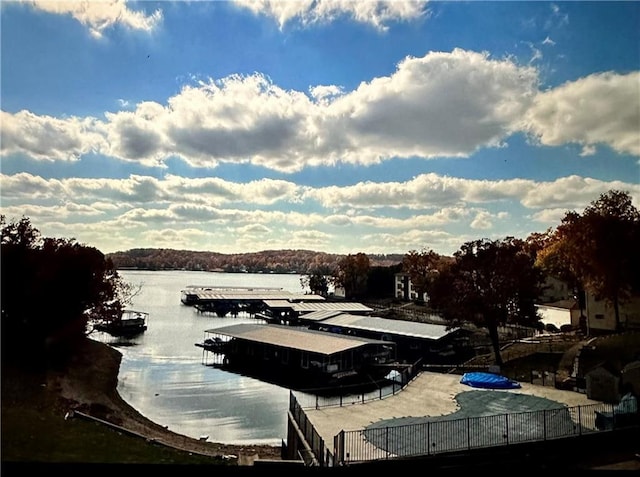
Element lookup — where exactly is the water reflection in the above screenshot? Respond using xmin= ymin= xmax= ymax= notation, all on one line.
xmin=97 ymin=270 xmax=304 ymax=445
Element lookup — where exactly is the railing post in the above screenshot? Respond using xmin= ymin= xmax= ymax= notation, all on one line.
xmin=386 ymin=426 xmax=390 ymax=459
xmin=543 ymin=409 xmax=547 ymax=440
xmin=578 ymin=405 xmax=582 ymax=436
xmin=505 ymin=413 xmax=509 ymax=445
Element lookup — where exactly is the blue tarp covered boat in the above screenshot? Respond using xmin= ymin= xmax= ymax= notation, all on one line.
xmin=460 ymin=372 xmax=521 ymax=389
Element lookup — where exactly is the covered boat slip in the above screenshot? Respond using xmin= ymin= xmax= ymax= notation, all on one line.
xmin=308 ymin=313 xmax=473 ymax=364
xmin=180 ymin=284 xmax=284 ymax=305
xmin=181 ymin=286 xmax=325 ymax=316
xmin=259 ymin=299 xmax=373 ymax=324
xmin=197 ymin=323 xmax=397 ymax=386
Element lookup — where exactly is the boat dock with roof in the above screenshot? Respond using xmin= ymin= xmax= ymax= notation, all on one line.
xmin=196 ymin=322 xmax=397 ymax=390
xmin=180 ymin=285 xmax=324 ymax=316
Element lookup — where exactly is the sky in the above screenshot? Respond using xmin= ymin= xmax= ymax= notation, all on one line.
xmin=1 ymin=1 xmax=639 ymax=257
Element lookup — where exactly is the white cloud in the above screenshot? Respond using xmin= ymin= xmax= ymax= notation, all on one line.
xmin=0 ymin=110 xmax=106 ymax=161
xmin=232 ymin=0 xmax=428 ymax=31
xmin=4 ymin=173 xmax=638 ymax=220
xmin=3 ymin=50 xmax=637 ymax=172
xmin=520 ymin=175 xmax=640 ymax=209
xmin=524 ymin=72 xmax=640 ymax=156
xmin=309 ymin=85 xmax=344 ymax=104
xmin=23 ymin=0 xmax=162 ymax=38
xmin=3 ymin=172 xmax=638 ymax=256
xmin=530 ymin=208 xmax=570 ymax=225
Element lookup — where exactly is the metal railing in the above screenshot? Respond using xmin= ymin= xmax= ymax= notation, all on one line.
xmin=333 ymin=401 xmax=639 ymax=465
xmin=293 ymin=359 xmax=423 ymax=410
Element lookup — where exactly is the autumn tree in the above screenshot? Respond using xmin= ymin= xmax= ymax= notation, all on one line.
xmin=333 ymin=253 xmax=370 ymax=299
xmin=1 ymin=215 xmax=132 ymax=363
xmin=366 ymin=263 xmax=403 ymax=299
xmin=429 ymin=237 xmax=544 ymax=366
xmin=300 ymin=265 xmax=333 ymax=297
xmin=536 ymin=190 xmax=640 ymax=331
xmin=402 ymin=248 xmax=447 ymax=302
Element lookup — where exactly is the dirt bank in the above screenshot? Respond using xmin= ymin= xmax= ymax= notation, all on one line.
xmin=47 ymin=338 xmax=282 ymax=464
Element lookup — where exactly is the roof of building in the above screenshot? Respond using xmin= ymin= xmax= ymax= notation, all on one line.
xmin=204 ymin=323 xmax=392 ymax=355
xmin=297 ymin=310 xmax=345 ymax=322
xmin=536 ymin=299 xmax=578 ymax=310
xmin=195 ymin=290 xmax=325 ymax=301
xmin=319 ymin=313 xmax=459 ymax=341
xmin=262 ymin=300 xmax=372 ymax=313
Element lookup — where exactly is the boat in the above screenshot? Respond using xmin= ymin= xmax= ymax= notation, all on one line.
xmin=93 ymin=309 xmax=149 ymax=337
xmin=195 ymin=336 xmax=228 ymax=353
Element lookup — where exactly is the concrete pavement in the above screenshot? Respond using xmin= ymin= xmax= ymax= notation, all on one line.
xmin=299 ymin=371 xmax=602 ymax=451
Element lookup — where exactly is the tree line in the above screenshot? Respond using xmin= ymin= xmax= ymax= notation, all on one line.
xmin=321 ymin=190 xmax=640 ymax=365
xmin=2 ymin=190 xmax=638 ymax=366
xmin=106 ymin=247 xmax=403 ymax=273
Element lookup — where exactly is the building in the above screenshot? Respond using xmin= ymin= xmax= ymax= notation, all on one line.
xmin=308 ymin=312 xmax=473 ymax=364
xmin=535 ymin=299 xmax=582 ymax=332
xmin=259 ymin=299 xmax=373 ymax=325
xmin=536 ymin=276 xmax=640 ymax=335
xmin=196 ymin=322 xmax=396 ymax=389
xmin=394 ymin=272 xmax=427 ymax=303
xmin=584 ymin=294 xmax=640 ymax=335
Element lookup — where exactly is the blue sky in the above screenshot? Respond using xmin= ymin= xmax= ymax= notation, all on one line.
xmin=1 ymin=1 xmax=639 ymax=257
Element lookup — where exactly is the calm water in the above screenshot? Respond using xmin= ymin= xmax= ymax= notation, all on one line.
xmin=94 ymin=270 xmax=310 ymax=446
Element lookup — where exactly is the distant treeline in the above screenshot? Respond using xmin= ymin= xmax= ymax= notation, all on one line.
xmin=106 ymin=248 xmax=405 ymax=274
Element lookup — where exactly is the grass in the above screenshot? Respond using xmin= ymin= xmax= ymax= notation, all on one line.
xmin=1 ymin=363 xmax=230 ymax=467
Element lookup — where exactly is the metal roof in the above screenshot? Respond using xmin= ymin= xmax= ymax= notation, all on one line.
xmin=204 ymin=323 xmax=391 ymax=355
xmin=262 ymin=300 xmax=372 ymax=313
xmin=195 ymin=290 xmax=325 ymax=301
xmin=320 ymin=313 xmax=458 ymax=341
xmin=297 ymin=310 xmax=345 ymax=322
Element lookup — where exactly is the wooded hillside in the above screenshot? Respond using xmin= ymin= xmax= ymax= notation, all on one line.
xmin=106 ymin=248 xmax=404 ymax=274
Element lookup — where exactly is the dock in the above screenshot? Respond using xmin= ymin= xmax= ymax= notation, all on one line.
xmin=180 ymin=285 xmax=325 ymax=316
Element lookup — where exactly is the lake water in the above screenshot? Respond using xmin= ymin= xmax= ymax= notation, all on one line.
xmin=94 ymin=270 xmax=310 ymax=446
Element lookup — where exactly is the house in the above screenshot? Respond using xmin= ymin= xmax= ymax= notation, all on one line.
xmin=535 ymin=299 xmax=581 ymax=332
xmin=584 ymin=293 xmax=640 ymax=335
xmin=537 ymin=275 xmax=640 ymax=335
xmin=394 ymin=272 xmax=427 ymax=303
xmin=539 ymin=275 xmax=573 ymax=303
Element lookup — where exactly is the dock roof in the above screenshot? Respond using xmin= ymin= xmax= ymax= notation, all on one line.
xmin=262 ymin=300 xmax=372 ymax=313
xmin=319 ymin=313 xmax=459 ymax=341
xmin=195 ymin=290 xmax=325 ymax=301
xmin=204 ymin=323 xmax=392 ymax=355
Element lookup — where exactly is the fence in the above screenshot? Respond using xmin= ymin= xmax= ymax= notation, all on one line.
xmin=288 ymin=361 xmax=423 ymax=466
xmin=293 ymin=359 xmax=423 ymax=410
xmin=333 ymin=401 xmax=639 ymax=465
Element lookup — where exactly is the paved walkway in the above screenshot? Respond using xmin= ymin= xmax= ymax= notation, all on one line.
xmin=299 ymin=371 xmax=602 ymax=454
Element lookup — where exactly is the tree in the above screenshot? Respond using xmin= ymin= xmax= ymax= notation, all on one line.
xmin=1 ymin=215 xmax=131 ymax=363
xmin=332 ymin=253 xmax=370 ymax=299
xmin=366 ymin=263 xmax=403 ymax=299
xmin=536 ymin=190 xmax=640 ymax=331
xmin=402 ymin=248 xmax=446 ymax=303
xmin=429 ymin=237 xmax=544 ymax=366
xmin=300 ymin=267 xmax=331 ymax=297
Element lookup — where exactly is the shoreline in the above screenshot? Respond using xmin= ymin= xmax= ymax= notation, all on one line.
xmin=49 ymin=337 xmax=282 ymax=464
